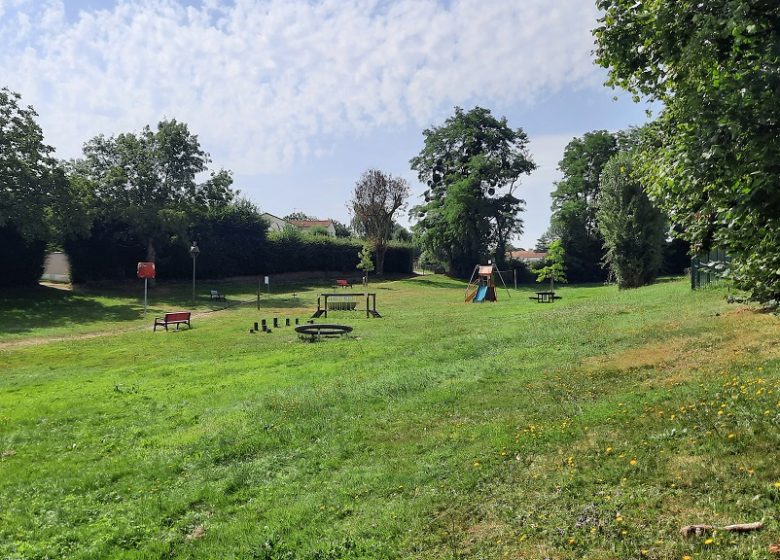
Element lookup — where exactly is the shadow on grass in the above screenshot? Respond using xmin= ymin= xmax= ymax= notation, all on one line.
xmin=0 ymin=285 xmax=141 ymax=336
xmin=404 ymin=277 xmax=465 ymax=289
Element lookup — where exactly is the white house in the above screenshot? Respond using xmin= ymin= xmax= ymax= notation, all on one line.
xmin=260 ymin=212 xmax=292 ymax=232
xmin=288 ymin=219 xmax=337 ymax=237
xmin=508 ymin=250 xmax=547 ymax=264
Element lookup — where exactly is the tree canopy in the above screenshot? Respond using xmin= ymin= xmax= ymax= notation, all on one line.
xmin=70 ymin=119 xmax=235 ymax=262
xmin=597 ymin=153 xmax=665 ymax=289
xmin=549 ymin=130 xmax=618 ymax=282
xmin=350 ymin=169 xmax=410 ymax=275
xmin=0 ymin=88 xmax=70 ymax=243
xmin=594 ymin=0 xmax=780 ymax=300
xmin=410 ymin=106 xmax=535 ymax=277
xmin=534 ymin=239 xmax=567 ymax=291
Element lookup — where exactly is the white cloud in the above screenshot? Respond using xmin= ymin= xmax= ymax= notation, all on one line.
xmin=0 ymin=0 xmax=601 ymax=173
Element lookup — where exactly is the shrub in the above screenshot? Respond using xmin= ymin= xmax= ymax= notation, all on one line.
xmin=0 ymin=226 xmax=47 ymax=286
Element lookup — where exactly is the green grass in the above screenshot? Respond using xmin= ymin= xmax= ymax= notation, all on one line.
xmin=1 ymin=276 xmax=779 ymax=559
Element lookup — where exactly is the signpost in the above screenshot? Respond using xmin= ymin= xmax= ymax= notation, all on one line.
xmin=137 ymin=262 xmax=156 ymax=316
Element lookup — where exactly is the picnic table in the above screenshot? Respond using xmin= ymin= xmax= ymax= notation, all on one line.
xmin=529 ymin=291 xmax=561 ymax=303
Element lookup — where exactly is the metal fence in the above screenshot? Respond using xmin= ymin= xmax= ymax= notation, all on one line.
xmin=691 ymin=248 xmax=731 ymax=289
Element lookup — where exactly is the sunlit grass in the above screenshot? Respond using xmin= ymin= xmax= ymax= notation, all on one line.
xmin=1 ymin=276 xmax=778 ymax=559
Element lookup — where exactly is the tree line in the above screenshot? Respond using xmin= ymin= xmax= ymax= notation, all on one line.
xmin=4 ymin=0 xmax=778 ymax=302
xmin=0 ymin=94 xmax=414 ymax=286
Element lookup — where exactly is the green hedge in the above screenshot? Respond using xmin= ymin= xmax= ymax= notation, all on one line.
xmin=262 ymin=234 xmax=413 ymax=275
xmin=0 ymin=226 xmax=47 ymax=286
xmin=65 ymin=218 xmax=414 ymax=282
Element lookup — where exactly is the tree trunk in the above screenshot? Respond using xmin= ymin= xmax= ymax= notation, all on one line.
xmin=375 ymin=243 xmax=387 ymax=275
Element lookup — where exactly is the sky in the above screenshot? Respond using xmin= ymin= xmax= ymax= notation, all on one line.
xmin=0 ymin=0 xmax=653 ymax=248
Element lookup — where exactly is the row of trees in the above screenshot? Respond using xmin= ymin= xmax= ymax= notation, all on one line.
xmin=593 ymin=0 xmax=780 ymax=301
xmin=542 ymin=129 xmax=680 ymax=289
xmin=0 ymin=87 xmax=414 ymax=285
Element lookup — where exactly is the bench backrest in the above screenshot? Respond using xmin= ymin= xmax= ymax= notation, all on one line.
xmin=210 ymin=290 xmax=219 ymax=296
xmin=165 ymin=311 xmax=191 ymax=322
xmin=336 ymin=279 xmax=349 ymax=286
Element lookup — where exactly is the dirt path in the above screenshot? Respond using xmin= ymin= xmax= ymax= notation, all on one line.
xmin=0 ymin=305 xmax=238 ymax=352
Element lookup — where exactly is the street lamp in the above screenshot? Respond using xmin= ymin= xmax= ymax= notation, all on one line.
xmin=189 ymin=241 xmax=200 ymax=302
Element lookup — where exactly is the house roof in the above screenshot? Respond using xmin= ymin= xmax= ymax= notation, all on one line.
xmin=509 ymin=250 xmax=547 ymax=259
xmin=260 ymin=212 xmax=288 ymax=222
xmin=289 ymin=219 xmax=333 ymax=228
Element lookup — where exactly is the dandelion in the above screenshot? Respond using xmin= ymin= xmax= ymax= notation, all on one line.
xmin=704 ymin=538 xmax=714 ymax=545
xmin=728 ymin=433 xmax=736 ymax=439
xmin=473 ymin=461 xmax=481 ymax=468
xmin=773 ymin=481 xmax=780 ymax=488
xmin=629 ymin=458 xmax=638 ymax=466
xmin=606 ymin=447 xmax=613 ymax=453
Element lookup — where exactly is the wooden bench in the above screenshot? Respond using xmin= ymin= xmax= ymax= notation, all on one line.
xmin=334 ymin=279 xmax=351 ymax=289
xmin=210 ymin=289 xmax=226 ymax=301
xmin=154 ymin=311 xmax=192 ymax=331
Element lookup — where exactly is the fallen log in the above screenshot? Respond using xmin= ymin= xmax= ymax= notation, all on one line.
xmin=680 ymin=521 xmax=763 ymax=538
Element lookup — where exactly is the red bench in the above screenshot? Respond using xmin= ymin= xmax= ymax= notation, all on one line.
xmin=335 ymin=279 xmax=351 ymax=288
xmin=154 ymin=311 xmax=192 ymax=331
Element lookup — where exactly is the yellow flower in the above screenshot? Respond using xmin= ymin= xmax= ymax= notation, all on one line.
xmin=629 ymin=458 xmax=638 ymax=466
xmin=704 ymin=538 xmax=714 ymax=545
xmin=606 ymin=447 xmax=613 ymax=453
xmin=773 ymin=481 xmax=780 ymax=488
xmin=728 ymin=433 xmax=736 ymax=439
xmin=682 ymin=556 xmax=692 ymax=560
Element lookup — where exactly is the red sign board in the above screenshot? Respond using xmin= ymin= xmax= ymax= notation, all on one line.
xmin=137 ymin=262 xmax=156 ymax=279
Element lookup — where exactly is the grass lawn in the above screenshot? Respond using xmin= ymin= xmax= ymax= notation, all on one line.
xmin=1 ymin=275 xmax=779 ymax=559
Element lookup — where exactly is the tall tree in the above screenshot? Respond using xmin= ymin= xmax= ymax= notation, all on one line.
xmin=410 ymin=106 xmax=535 ymax=277
xmin=597 ymin=153 xmax=665 ymax=288
xmin=549 ymin=130 xmax=618 ymax=282
xmin=350 ymin=169 xmax=410 ymax=275
xmin=71 ymin=120 xmax=235 ymax=264
xmin=0 ymin=88 xmax=73 ymax=285
xmin=594 ymin=0 xmax=780 ymax=301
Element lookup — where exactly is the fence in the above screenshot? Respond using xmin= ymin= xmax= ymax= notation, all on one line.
xmin=690 ymin=248 xmax=731 ymax=289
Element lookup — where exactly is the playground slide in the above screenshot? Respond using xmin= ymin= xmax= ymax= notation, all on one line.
xmin=473 ymin=285 xmax=488 ymax=302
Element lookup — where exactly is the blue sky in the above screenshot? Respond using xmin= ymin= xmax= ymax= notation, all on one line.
xmin=0 ymin=0 xmax=652 ymax=248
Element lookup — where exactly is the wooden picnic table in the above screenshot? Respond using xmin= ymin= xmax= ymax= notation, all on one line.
xmin=529 ymin=291 xmax=561 ymax=303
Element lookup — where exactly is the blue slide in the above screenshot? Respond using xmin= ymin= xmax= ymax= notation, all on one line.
xmin=473 ymin=285 xmax=488 ymax=302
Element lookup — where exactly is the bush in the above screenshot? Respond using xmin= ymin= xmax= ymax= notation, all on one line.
xmin=65 ymin=213 xmax=414 ymax=283
xmin=0 ymin=226 xmax=47 ymax=286
xmin=64 ymin=220 xmax=145 ymax=283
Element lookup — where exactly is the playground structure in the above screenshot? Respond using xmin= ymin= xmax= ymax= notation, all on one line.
xmin=295 ymin=323 xmax=353 ymax=342
xmin=465 ymin=264 xmax=511 ymax=303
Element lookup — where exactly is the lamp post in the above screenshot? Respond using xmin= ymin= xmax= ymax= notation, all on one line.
xmin=189 ymin=241 xmax=200 ymax=302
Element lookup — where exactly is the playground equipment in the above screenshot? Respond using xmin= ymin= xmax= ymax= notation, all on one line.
xmin=295 ymin=323 xmax=353 ymax=342
xmin=465 ymin=264 xmax=511 ymax=303
xmin=312 ymin=292 xmax=381 ymax=318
